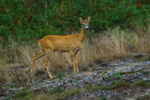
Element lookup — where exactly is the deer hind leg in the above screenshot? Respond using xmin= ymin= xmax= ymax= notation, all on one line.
xmin=31 ymin=52 xmax=45 ymax=77
xmin=43 ymin=50 xmax=53 ymax=79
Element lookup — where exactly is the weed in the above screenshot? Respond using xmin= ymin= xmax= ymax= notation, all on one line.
xmin=56 ymin=72 xmax=64 ymax=80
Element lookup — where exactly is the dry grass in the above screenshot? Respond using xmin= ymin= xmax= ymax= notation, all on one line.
xmin=0 ymin=27 xmax=150 ymax=82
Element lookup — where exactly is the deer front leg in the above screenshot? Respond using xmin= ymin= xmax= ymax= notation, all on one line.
xmin=43 ymin=50 xmax=53 ymax=79
xmin=75 ymin=57 xmax=79 ymax=73
xmin=74 ymin=49 xmax=80 ymax=73
xmin=31 ymin=52 xmax=44 ymax=77
xmin=70 ymin=51 xmax=76 ymax=74
xmin=74 ymin=54 xmax=78 ymax=73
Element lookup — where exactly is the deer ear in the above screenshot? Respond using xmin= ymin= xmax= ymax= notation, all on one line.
xmin=79 ymin=17 xmax=82 ymax=23
xmin=88 ymin=16 xmax=91 ymax=21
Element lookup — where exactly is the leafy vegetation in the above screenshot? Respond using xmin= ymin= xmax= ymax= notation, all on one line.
xmin=0 ymin=0 xmax=150 ymax=42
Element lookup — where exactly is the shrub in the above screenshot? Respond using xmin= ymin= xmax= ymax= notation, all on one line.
xmin=0 ymin=0 xmax=150 ymax=42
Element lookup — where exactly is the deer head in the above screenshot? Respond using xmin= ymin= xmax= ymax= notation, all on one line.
xmin=79 ymin=16 xmax=91 ymax=31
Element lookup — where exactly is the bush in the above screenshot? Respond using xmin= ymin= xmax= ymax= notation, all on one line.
xmin=0 ymin=0 xmax=150 ymax=42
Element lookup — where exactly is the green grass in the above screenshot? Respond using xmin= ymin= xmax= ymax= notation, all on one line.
xmin=52 ymin=88 xmax=81 ymax=100
xmin=56 ymin=72 xmax=64 ymax=80
xmin=116 ymin=72 xmax=125 ymax=76
xmin=86 ymin=80 xmax=130 ymax=91
xmin=102 ymin=70 xmax=108 ymax=74
xmin=7 ymin=90 xmax=33 ymax=100
xmin=112 ymin=71 xmax=125 ymax=79
xmin=113 ymin=71 xmax=125 ymax=77
xmin=49 ymin=87 xmax=64 ymax=95
xmin=135 ymin=80 xmax=150 ymax=88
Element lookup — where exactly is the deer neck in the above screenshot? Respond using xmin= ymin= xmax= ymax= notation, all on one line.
xmin=79 ymin=27 xmax=86 ymax=42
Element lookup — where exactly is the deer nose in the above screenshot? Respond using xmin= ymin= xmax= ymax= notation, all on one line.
xmin=85 ymin=27 xmax=88 ymax=30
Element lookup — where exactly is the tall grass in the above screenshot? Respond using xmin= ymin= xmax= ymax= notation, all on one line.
xmin=0 ymin=27 xmax=150 ymax=80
